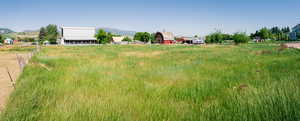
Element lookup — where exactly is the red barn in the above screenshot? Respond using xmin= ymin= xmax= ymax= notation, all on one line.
xmin=155 ymin=32 xmax=175 ymax=44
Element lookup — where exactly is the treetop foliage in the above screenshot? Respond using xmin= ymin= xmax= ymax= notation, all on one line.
xmin=38 ymin=24 xmax=58 ymax=44
xmin=134 ymin=32 xmax=151 ymax=42
xmin=96 ymin=29 xmax=113 ymax=44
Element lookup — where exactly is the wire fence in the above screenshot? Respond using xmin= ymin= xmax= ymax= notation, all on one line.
xmin=5 ymin=44 xmax=40 ymax=89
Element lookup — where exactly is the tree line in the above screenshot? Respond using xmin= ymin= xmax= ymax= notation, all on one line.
xmin=0 ymin=34 xmax=3 ymax=44
xmin=36 ymin=25 xmax=298 ymax=45
xmin=204 ymin=26 xmax=296 ymax=44
xmin=96 ymin=30 xmax=156 ymax=44
xmin=250 ymin=27 xmax=291 ymax=41
xmin=39 ymin=24 xmax=59 ymax=44
xmin=205 ymin=31 xmax=250 ymax=44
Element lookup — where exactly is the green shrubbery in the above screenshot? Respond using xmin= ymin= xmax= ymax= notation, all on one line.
xmin=38 ymin=24 xmax=59 ymax=44
xmin=0 ymin=34 xmax=3 ymax=43
xmin=205 ymin=31 xmax=233 ymax=43
xmin=134 ymin=32 xmax=151 ymax=42
xmin=233 ymin=32 xmax=250 ymax=44
xmin=96 ymin=29 xmax=113 ymax=44
xmin=205 ymin=31 xmax=224 ymax=43
xmin=122 ymin=37 xmax=132 ymax=42
xmin=250 ymin=26 xmax=291 ymax=41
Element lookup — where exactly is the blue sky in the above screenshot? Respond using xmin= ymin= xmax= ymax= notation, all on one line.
xmin=1 ymin=0 xmax=300 ymax=36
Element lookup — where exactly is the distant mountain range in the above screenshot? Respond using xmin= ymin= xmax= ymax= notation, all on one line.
xmin=1 ymin=27 xmax=137 ymax=37
xmin=23 ymin=29 xmax=40 ymax=33
xmin=97 ymin=28 xmax=136 ymax=37
xmin=0 ymin=28 xmax=14 ymax=34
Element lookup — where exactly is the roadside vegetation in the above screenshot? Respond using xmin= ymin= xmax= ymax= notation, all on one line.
xmin=1 ymin=44 xmax=299 ymax=121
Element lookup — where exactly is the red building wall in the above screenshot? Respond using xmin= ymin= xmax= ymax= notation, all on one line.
xmin=162 ymin=40 xmax=174 ymax=44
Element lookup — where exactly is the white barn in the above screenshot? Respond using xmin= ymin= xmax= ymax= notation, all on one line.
xmin=60 ymin=27 xmax=97 ymax=45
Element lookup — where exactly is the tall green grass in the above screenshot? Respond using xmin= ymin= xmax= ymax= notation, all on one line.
xmin=1 ymin=44 xmax=300 ymax=121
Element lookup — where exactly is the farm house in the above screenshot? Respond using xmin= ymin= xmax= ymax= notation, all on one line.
xmin=155 ymin=32 xmax=175 ymax=44
xmin=60 ymin=27 xmax=97 ymax=45
xmin=112 ymin=37 xmax=125 ymax=43
xmin=176 ymin=37 xmax=194 ymax=44
xmin=4 ymin=38 xmax=13 ymax=45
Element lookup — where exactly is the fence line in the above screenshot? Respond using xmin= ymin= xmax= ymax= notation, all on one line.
xmin=7 ymin=44 xmax=40 ymax=89
xmin=6 ymin=67 xmax=16 ymax=89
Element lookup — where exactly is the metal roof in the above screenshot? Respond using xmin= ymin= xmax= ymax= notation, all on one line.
xmin=157 ymin=32 xmax=175 ymax=40
xmin=63 ymin=37 xmax=97 ymax=41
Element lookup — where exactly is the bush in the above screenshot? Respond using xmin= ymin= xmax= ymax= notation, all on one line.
xmin=0 ymin=34 xmax=3 ymax=43
xmin=96 ymin=29 xmax=113 ymax=44
xmin=233 ymin=32 xmax=250 ymax=44
xmin=122 ymin=37 xmax=132 ymax=42
xmin=134 ymin=32 xmax=151 ymax=42
xmin=22 ymin=37 xmax=36 ymax=42
xmin=205 ymin=31 xmax=224 ymax=43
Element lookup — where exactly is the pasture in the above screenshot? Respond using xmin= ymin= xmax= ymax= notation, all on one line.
xmin=1 ymin=44 xmax=300 ymax=121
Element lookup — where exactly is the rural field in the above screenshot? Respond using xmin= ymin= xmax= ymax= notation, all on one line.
xmin=0 ymin=44 xmax=300 ymax=121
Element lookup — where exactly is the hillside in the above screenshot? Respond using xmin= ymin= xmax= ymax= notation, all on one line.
xmin=97 ymin=28 xmax=136 ymax=36
xmin=0 ymin=28 xmax=14 ymax=34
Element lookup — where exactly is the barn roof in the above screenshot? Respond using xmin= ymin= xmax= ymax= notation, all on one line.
xmin=63 ymin=37 xmax=97 ymax=41
xmin=61 ymin=27 xmax=96 ymax=30
xmin=61 ymin=26 xmax=97 ymax=41
xmin=157 ymin=32 xmax=175 ymax=40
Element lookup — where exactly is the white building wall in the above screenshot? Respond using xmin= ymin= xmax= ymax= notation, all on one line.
xmin=62 ymin=27 xmax=96 ymax=38
xmin=61 ymin=27 xmax=97 ymax=45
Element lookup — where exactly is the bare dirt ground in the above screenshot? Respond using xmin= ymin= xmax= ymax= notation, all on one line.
xmin=0 ymin=52 xmax=31 ymax=112
xmin=285 ymin=42 xmax=300 ymax=49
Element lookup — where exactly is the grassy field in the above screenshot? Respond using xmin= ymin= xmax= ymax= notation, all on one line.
xmin=1 ymin=44 xmax=300 ymax=121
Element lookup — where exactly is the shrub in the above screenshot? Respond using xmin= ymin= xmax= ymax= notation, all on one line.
xmin=205 ymin=31 xmax=224 ymax=43
xmin=233 ymin=32 xmax=250 ymax=44
xmin=0 ymin=34 xmax=3 ymax=43
xmin=134 ymin=32 xmax=151 ymax=42
xmin=96 ymin=29 xmax=112 ymax=44
xmin=122 ymin=37 xmax=132 ymax=42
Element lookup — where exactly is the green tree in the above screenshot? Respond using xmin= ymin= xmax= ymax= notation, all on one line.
xmin=282 ymin=27 xmax=290 ymax=34
xmin=134 ymin=32 xmax=144 ymax=41
xmin=134 ymin=32 xmax=151 ymax=42
xmin=39 ymin=27 xmax=47 ymax=43
xmin=105 ymin=32 xmax=113 ymax=43
xmin=95 ymin=29 xmax=112 ymax=44
xmin=141 ymin=32 xmax=151 ymax=42
xmin=250 ymin=31 xmax=260 ymax=39
xmin=122 ymin=37 xmax=132 ymax=42
xmin=205 ymin=31 xmax=224 ymax=43
xmin=233 ymin=32 xmax=250 ymax=44
xmin=205 ymin=35 xmax=211 ymax=43
xmin=0 ymin=34 xmax=3 ymax=44
xmin=297 ymin=32 xmax=300 ymax=40
xmin=150 ymin=33 xmax=156 ymax=43
xmin=45 ymin=24 xmax=58 ymax=44
xmin=259 ymin=28 xmax=271 ymax=40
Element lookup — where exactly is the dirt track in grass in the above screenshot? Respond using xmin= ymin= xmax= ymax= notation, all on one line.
xmin=0 ymin=52 xmax=31 ymax=112
xmin=285 ymin=42 xmax=300 ymax=49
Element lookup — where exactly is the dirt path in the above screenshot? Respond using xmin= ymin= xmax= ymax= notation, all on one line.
xmin=0 ymin=52 xmax=31 ymax=112
xmin=285 ymin=42 xmax=300 ymax=49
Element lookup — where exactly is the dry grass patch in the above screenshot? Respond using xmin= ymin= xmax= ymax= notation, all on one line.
xmin=121 ymin=51 xmax=164 ymax=58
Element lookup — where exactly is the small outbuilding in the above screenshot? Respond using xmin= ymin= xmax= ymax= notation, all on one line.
xmin=4 ymin=38 xmax=13 ymax=45
xmin=177 ymin=37 xmax=205 ymax=44
xmin=155 ymin=32 xmax=175 ymax=44
xmin=112 ymin=37 xmax=125 ymax=43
